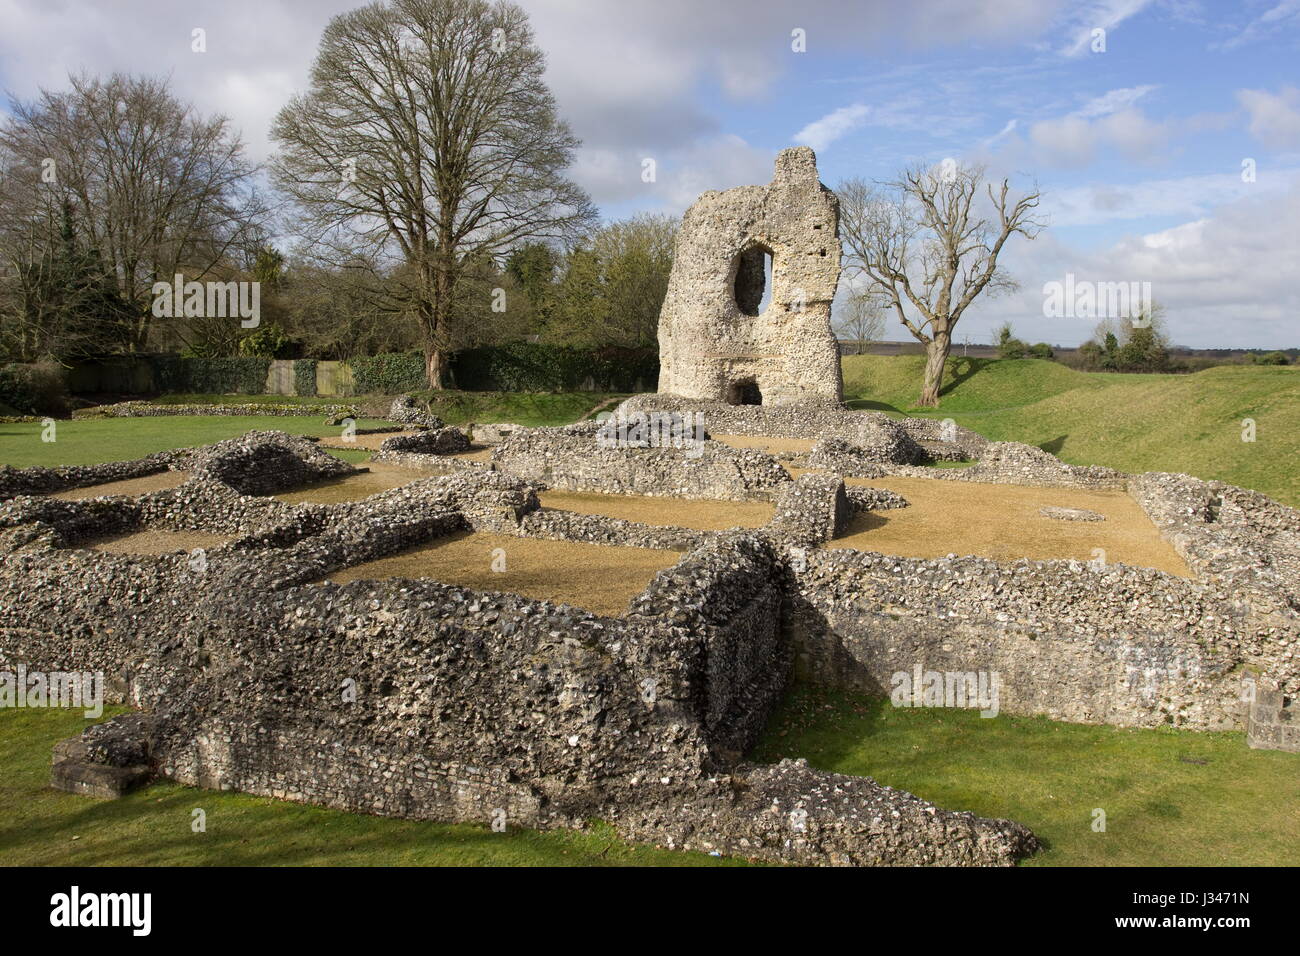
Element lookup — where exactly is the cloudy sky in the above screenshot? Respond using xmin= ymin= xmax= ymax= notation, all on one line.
xmin=2 ymin=0 xmax=1298 ymax=348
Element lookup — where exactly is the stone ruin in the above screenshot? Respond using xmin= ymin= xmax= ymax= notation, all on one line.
xmin=656 ymin=146 xmax=844 ymax=406
xmin=2 ymin=154 xmax=1297 ymax=867
xmin=3 ymin=417 xmax=1297 ymax=867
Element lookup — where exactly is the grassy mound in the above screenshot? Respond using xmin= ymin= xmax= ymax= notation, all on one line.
xmin=844 ymin=356 xmax=1300 ymax=506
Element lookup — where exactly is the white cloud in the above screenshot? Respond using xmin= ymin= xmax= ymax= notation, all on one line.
xmin=0 ymin=0 xmax=1073 ymax=215
xmin=793 ymin=103 xmax=871 ymax=153
xmin=1216 ymin=0 xmax=1300 ymax=50
xmin=1025 ymin=107 xmax=1172 ymax=168
xmin=1074 ymin=84 xmax=1158 ymax=118
xmin=1058 ymin=0 xmax=1154 ymax=56
xmin=573 ymin=134 xmax=776 ymax=214
xmin=987 ymin=173 xmax=1300 ymax=348
xmin=1237 ymin=86 xmax=1300 ymax=150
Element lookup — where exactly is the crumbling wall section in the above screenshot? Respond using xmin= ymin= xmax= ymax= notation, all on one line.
xmin=656 ymin=147 xmax=844 ymax=406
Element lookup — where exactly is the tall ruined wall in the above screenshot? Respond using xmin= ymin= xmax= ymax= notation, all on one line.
xmin=656 ymin=146 xmax=844 ymax=406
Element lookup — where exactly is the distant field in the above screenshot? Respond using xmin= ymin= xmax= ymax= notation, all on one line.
xmin=844 ymin=356 xmax=1300 ymax=506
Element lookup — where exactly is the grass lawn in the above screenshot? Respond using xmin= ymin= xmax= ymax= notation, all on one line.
xmin=0 ymin=416 xmax=393 ymax=468
xmin=7 ymin=691 xmax=1295 ymax=866
xmin=0 ymin=391 xmax=624 ymax=469
xmin=0 ymin=708 xmax=738 ymax=867
xmin=410 ymin=389 xmax=625 ymax=427
xmin=147 ymin=393 xmax=345 ymax=406
xmin=150 ymin=389 xmax=625 ymax=426
xmin=844 ymin=356 xmax=1300 ymax=506
xmin=751 ymin=685 xmax=1300 ymax=867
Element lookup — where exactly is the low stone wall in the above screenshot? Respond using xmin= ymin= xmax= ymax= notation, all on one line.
xmin=379 ymin=426 xmax=470 ymax=455
xmin=0 ymin=452 xmax=178 ymax=501
xmin=1130 ymin=471 xmax=1300 ymax=614
xmin=518 ymin=507 xmax=704 ymax=551
xmin=809 ymin=438 xmax=1128 ymax=490
xmin=182 ymin=430 xmax=357 ymax=496
xmin=785 ymin=546 xmax=1281 ymax=729
xmin=386 ymin=395 xmax=446 ymax=429
xmin=616 ymin=758 xmax=1036 ymax=866
xmin=75 ymin=401 xmax=359 ymax=419
xmin=766 ymin=473 xmax=850 ymax=548
xmin=617 ymin=393 xmax=983 ymax=461
xmin=492 ymin=421 xmax=792 ymax=501
xmin=844 ymin=485 xmax=910 ymax=513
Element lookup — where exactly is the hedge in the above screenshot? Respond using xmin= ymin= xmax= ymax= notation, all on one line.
xmin=450 ymin=343 xmax=658 ymax=392
xmin=349 ymin=351 xmax=427 ymax=393
xmin=144 ymin=355 xmax=270 ymax=394
xmin=0 ymin=362 xmax=70 ymax=416
xmin=293 ymin=359 xmax=318 ymax=397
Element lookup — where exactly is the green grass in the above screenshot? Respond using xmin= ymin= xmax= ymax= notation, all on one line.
xmin=9 ymin=693 xmax=1296 ymax=866
xmin=0 ymin=390 xmax=623 ymax=468
xmin=844 ymin=355 xmax=1300 ymax=505
xmin=0 ymin=416 xmax=393 ymax=468
xmin=145 ymin=390 xmax=625 ymax=426
xmin=147 ymin=393 xmax=346 ymax=406
xmin=0 ymin=708 xmax=739 ymax=867
xmin=751 ymin=685 xmax=1300 ymax=867
xmin=411 ymin=389 xmax=626 ymax=427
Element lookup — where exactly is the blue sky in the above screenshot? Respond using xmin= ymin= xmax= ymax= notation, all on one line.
xmin=2 ymin=0 xmax=1298 ymax=348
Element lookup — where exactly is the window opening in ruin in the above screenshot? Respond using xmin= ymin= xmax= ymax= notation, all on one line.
xmin=733 ymin=244 xmax=773 ymax=316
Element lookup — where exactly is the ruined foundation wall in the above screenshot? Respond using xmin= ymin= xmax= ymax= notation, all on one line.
xmin=491 ymin=422 xmax=791 ymax=501
xmin=785 ymin=547 xmax=1288 ymax=730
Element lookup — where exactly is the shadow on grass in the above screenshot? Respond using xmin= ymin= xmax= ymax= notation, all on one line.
xmin=843 ymin=398 xmax=907 ymax=414
xmin=1039 ymin=434 xmax=1068 ymax=455
xmin=939 ymin=356 xmax=992 ymax=397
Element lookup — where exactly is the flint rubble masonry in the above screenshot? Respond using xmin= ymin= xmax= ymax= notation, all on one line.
xmin=657 ymin=147 xmax=844 ymax=406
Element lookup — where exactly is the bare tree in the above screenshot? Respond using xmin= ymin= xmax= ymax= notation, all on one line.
xmin=838 ymin=162 xmax=1042 ymax=406
xmin=834 ymin=291 xmax=887 ymax=355
xmin=0 ymin=73 xmax=268 ymax=353
xmin=270 ymin=0 xmax=597 ymax=388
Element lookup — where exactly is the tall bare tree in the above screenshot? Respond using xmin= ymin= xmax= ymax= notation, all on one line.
xmin=271 ymin=0 xmax=597 ymax=387
xmin=834 ymin=291 xmax=887 ymax=355
xmin=0 ymin=73 xmax=267 ymax=353
xmin=838 ymin=162 xmax=1042 ymax=406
